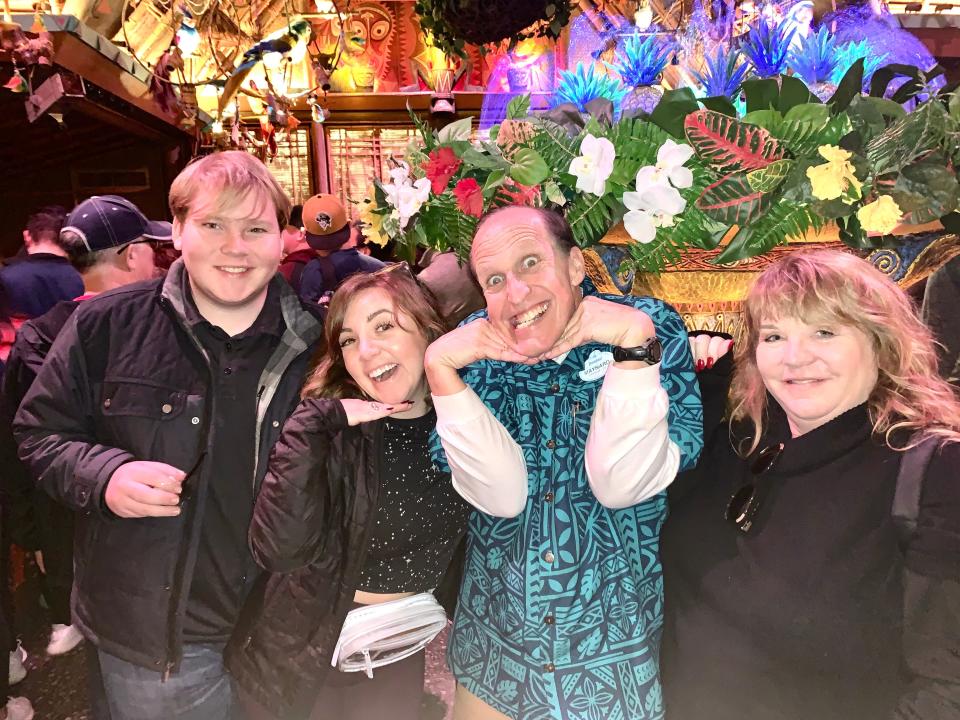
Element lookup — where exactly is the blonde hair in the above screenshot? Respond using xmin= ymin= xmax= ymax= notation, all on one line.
xmin=729 ymin=249 xmax=960 ymax=454
xmin=168 ymin=151 xmax=291 ymax=229
xmin=301 ymin=268 xmax=448 ymax=400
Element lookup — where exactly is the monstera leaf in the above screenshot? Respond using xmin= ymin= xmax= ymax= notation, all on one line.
xmin=696 ymin=173 xmax=771 ymax=225
xmin=684 ymin=110 xmax=786 ymax=175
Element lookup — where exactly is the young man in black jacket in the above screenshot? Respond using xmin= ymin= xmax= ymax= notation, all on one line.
xmin=13 ymin=152 xmax=324 ymax=720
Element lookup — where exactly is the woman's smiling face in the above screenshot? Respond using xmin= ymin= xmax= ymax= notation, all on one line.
xmin=338 ymin=287 xmax=431 ymax=418
xmin=755 ymin=315 xmax=878 ymax=437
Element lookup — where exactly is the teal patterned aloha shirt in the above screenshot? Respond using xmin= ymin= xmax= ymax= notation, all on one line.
xmin=430 ymin=281 xmax=702 ymax=720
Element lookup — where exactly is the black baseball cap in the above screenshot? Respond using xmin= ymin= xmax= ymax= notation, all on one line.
xmin=61 ymin=195 xmax=172 ymax=252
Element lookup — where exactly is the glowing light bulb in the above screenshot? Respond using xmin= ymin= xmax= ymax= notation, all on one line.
xmin=211 ymin=119 xmax=224 ymax=134
xmin=177 ymin=25 xmax=201 ymax=56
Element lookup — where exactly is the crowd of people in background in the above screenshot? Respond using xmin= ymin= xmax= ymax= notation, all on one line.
xmin=0 ymin=150 xmax=957 ymax=720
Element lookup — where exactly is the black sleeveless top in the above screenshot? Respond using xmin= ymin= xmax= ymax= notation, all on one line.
xmin=357 ymin=409 xmax=471 ymax=593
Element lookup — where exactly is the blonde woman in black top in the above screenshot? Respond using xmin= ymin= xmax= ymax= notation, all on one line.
xmin=661 ymin=250 xmax=960 ymax=719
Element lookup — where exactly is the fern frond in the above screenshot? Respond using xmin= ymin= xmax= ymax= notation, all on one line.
xmin=529 ymin=120 xmax=583 ymax=173
xmin=565 ymin=190 xmax=625 ymax=248
xmin=716 ymin=202 xmax=825 ymax=263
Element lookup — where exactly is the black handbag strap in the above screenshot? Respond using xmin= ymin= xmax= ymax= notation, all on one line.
xmin=892 ymin=434 xmax=939 ymax=551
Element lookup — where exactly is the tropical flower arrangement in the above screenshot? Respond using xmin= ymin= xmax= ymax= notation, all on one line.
xmin=360 ymin=61 xmax=960 ymax=273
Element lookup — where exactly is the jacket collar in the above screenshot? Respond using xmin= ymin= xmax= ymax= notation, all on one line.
xmin=159 ymin=258 xmax=323 ymax=350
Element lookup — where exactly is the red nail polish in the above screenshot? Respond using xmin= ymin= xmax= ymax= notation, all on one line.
xmin=696 ymin=359 xmax=705 ymax=371
xmin=706 ymin=357 xmax=715 ymax=369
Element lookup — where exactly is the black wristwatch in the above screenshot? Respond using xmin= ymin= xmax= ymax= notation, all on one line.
xmin=612 ymin=337 xmax=662 ymax=365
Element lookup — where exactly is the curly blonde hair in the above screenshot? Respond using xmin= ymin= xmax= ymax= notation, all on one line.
xmin=729 ymin=249 xmax=960 ymax=454
xmin=301 ymin=267 xmax=448 ymax=400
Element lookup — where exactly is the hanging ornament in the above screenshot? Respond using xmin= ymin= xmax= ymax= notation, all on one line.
xmin=4 ymin=66 xmax=28 ymax=93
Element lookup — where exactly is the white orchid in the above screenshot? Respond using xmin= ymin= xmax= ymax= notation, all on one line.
xmin=622 ymin=184 xmax=687 ymax=244
xmin=569 ymin=134 xmax=616 ymax=197
xmin=383 ymin=175 xmax=431 ymax=229
xmin=388 ymin=161 xmax=411 ymax=186
xmin=636 ymin=138 xmax=695 ymax=190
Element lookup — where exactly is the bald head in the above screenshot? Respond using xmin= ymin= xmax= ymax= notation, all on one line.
xmin=470 ymin=205 xmax=585 ymax=358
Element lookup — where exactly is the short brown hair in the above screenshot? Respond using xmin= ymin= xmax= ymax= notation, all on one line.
xmin=26 ymin=205 xmax=67 ymax=244
xmin=301 ymin=267 xmax=448 ymax=399
xmin=168 ymin=151 xmax=291 ymax=229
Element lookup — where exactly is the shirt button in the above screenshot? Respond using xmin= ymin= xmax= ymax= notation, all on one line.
xmin=546 ymin=439 xmax=556 ymax=449
xmin=543 ymin=550 xmax=555 ymax=564
xmin=191 ymin=417 xmax=200 ymax=425
xmin=161 ymin=403 xmax=173 ymax=414
xmin=223 ymin=367 xmax=233 ymax=375
xmin=272 ymin=420 xmax=280 ymax=428
xmin=103 ymin=398 xmax=112 ymax=408
xmin=544 ymin=663 xmax=555 ymax=672
xmin=544 ymin=615 xmax=555 ymax=625
xmin=549 ymin=383 xmax=560 ymax=393
xmin=225 ymin=342 xmax=233 ymax=351
xmin=544 ymin=492 xmax=554 ymax=503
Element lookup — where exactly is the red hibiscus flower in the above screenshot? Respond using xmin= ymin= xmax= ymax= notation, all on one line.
xmin=453 ymin=178 xmax=484 ymax=217
xmin=424 ymin=146 xmax=462 ymax=195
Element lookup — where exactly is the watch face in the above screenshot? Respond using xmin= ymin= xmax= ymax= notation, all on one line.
xmin=648 ymin=339 xmax=662 ymax=363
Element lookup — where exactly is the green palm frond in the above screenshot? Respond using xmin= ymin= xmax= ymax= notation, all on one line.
xmin=716 ymin=202 xmax=826 ymax=263
xmin=529 ymin=120 xmax=583 ymax=176
xmin=565 ymin=190 xmax=626 ymax=249
xmin=607 ymin=117 xmax=671 ymax=185
xmin=411 ymin=193 xmax=477 ymax=259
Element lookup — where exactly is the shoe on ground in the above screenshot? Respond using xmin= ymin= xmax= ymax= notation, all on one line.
xmin=8 ymin=641 xmax=27 ymax=685
xmin=2 ymin=696 xmax=35 ymax=720
xmin=46 ymin=623 xmax=83 ymax=656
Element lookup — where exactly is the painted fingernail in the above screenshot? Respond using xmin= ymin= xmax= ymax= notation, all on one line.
xmin=706 ymin=357 xmax=715 ymax=369
xmin=696 ymin=359 xmax=705 ymax=371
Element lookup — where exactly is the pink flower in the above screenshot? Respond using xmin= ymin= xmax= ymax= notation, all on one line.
xmin=453 ymin=178 xmax=484 ymax=217
xmin=424 ymin=146 xmax=462 ymax=195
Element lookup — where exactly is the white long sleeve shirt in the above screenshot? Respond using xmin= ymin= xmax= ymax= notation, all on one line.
xmin=433 ymin=362 xmax=679 ymax=515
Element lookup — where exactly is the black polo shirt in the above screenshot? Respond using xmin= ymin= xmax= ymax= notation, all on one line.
xmin=181 ymin=283 xmax=285 ymax=642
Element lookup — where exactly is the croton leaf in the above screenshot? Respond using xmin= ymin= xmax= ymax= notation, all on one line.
xmin=684 ymin=110 xmax=786 ymax=175
xmin=746 ymin=159 xmax=794 ymax=193
xmin=696 ymin=173 xmax=771 ymax=225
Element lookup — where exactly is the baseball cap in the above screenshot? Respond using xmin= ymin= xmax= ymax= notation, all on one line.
xmin=61 ymin=195 xmax=172 ymax=253
xmin=302 ymin=193 xmax=351 ymax=251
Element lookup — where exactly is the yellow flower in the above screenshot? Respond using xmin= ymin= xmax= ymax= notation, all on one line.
xmin=359 ymin=198 xmax=390 ymax=247
xmin=857 ymin=195 xmax=903 ymax=235
xmin=806 ymin=144 xmax=863 ymax=202
xmin=818 ymin=145 xmax=852 ymax=164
